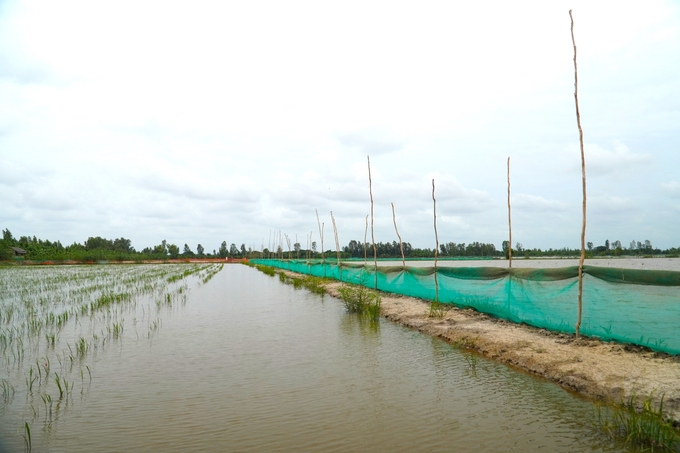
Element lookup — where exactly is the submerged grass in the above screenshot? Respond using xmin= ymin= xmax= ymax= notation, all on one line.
xmin=338 ymin=284 xmax=382 ymax=321
xmin=253 ymin=264 xmax=330 ymax=295
xmin=596 ymin=394 xmax=679 ymax=451
xmin=256 ymin=265 xmax=277 ymax=276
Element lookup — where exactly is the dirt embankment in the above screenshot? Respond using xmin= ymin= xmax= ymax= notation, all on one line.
xmin=284 ymin=271 xmax=680 ymax=423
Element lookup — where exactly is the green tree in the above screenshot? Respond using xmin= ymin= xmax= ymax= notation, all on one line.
xmin=229 ymin=243 xmax=239 ymax=257
xmin=218 ymin=241 xmax=228 ymax=258
xmin=2 ymin=229 xmax=16 ymax=244
xmin=196 ymin=244 xmax=204 ymax=257
xmin=0 ymin=229 xmax=14 ymax=260
xmin=182 ymin=244 xmax=194 ymax=256
xmin=168 ymin=244 xmax=180 ymax=258
xmin=502 ymin=240 xmax=510 ymax=259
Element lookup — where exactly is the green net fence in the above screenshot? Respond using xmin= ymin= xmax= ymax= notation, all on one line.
xmin=252 ymin=259 xmax=680 ymax=355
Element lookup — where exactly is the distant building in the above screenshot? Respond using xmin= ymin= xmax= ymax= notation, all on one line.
xmin=11 ymin=247 xmax=27 ymax=257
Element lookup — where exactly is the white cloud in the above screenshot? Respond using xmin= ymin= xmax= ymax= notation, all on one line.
xmin=661 ymin=181 xmax=680 ymax=198
xmin=512 ymin=194 xmax=569 ymax=212
xmin=589 ymin=195 xmax=637 ymax=213
xmin=561 ymin=142 xmax=653 ymax=177
xmin=338 ymin=132 xmax=405 ymax=156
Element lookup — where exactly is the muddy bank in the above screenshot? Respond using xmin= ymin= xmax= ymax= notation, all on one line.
xmin=282 ymin=270 xmax=680 ymax=423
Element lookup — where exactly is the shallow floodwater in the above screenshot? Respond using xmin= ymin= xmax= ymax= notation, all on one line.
xmin=379 ymin=257 xmax=680 ymax=271
xmin=0 ymin=265 xmax=644 ymax=452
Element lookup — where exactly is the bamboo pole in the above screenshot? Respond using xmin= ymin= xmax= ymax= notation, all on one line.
xmin=391 ymin=202 xmax=406 ymax=268
xmin=330 ymin=211 xmax=341 ymax=265
xmin=507 ymin=156 xmax=513 ymax=268
xmin=363 ymin=214 xmax=369 ymax=266
xmin=367 ymin=155 xmax=378 ymax=289
xmin=432 ymin=179 xmax=439 ymax=302
xmin=316 ymin=209 xmax=325 ymax=262
xmin=570 ymin=9 xmax=587 ymax=338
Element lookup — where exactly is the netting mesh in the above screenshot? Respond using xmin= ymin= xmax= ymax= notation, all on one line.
xmin=252 ymin=259 xmax=680 ymax=355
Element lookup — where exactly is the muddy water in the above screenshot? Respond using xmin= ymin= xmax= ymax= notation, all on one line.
xmin=1 ymin=265 xmax=641 ymax=452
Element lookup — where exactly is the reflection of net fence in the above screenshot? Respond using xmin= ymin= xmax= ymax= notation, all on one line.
xmin=253 ymin=259 xmax=680 ymax=355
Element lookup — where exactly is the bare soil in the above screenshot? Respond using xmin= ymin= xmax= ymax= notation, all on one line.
xmin=285 ymin=271 xmax=680 ymax=423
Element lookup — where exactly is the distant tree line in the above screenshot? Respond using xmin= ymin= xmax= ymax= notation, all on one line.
xmin=0 ymin=229 xmax=254 ymax=262
xmin=2 ymin=227 xmax=679 ymax=262
xmin=501 ymin=239 xmax=680 ymax=258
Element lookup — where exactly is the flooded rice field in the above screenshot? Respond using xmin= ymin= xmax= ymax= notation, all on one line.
xmin=0 ymin=264 xmax=652 ymax=452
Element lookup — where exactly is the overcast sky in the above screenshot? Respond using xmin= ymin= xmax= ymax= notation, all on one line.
xmin=1 ymin=0 xmax=679 ymax=253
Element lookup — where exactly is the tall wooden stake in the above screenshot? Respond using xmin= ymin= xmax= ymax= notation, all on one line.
xmin=331 ymin=211 xmax=342 ymax=280
xmin=571 ymin=9 xmax=587 ymax=338
xmin=432 ymin=179 xmax=439 ymax=302
xmin=316 ymin=209 xmax=325 ymax=262
xmin=363 ymin=214 xmax=369 ymax=266
xmin=507 ymin=157 xmax=513 ymax=268
xmin=391 ymin=202 xmax=406 ymax=268
xmin=368 ymin=155 xmax=377 ymax=289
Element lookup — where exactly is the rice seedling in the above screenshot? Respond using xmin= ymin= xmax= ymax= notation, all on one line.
xmin=41 ymin=357 xmax=50 ymax=376
xmin=75 ymin=337 xmax=88 ymax=357
xmin=596 ymin=394 xmax=679 ymax=451
xmin=112 ymin=322 xmax=123 ymax=339
xmin=45 ymin=333 xmax=57 ymax=348
xmin=26 ymin=367 xmax=37 ymax=393
xmin=54 ymin=373 xmax=64 ymax=399
xmin=1 ymin=378 xmax=14 ymax=400
xmin=41 ymin=393 xmax=52 ymax=415
xmin=148 ymin=318 xmax=161 ymax=338
xmin=22 ymin=421 xmax=31 ymax=453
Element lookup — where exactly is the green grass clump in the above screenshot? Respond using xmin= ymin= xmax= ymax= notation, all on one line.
xmin=287 ymin=275 xmax=328 ymax=295
xmin=596 ymin=394 xmax=679 ymax=451
xmin=255 ymin=265 xmax=277 ymax=276
xmin=429 ymin=299 xmax=446 ymax=318
xmin=337 ymin=284 xmax=381 ymax=321
xmin=259 ymin=266 xmax=330 ymax=295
